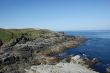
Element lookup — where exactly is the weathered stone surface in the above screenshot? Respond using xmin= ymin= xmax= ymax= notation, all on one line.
xmin=25 ymin=62 xmax=99 ymax=73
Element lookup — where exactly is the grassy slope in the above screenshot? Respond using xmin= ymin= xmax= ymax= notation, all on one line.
xmin=0 ymin=28 xmax=50 ymax=43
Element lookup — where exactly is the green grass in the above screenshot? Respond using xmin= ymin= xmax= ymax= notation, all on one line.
xmin=0 ymin=28 xmax=50 ymax=43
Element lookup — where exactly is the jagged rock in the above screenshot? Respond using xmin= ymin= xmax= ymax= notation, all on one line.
xmin=70 ymin=55 xmax=98 ymax=67
xmin=0 ymin=53 xmax=20 ymax=65
xmin=2 ymin=55 xmax=16 ymax=65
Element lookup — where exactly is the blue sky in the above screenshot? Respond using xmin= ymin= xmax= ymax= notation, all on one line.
xmin=0 ymin=0 xmax=110 ymax=31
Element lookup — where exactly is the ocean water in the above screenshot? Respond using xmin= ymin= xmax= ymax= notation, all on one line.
xmin=63 ymin=30 xmax=110 ymax=73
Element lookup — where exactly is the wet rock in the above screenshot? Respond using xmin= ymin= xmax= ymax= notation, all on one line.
xmin=83 ymin=57 xmax=98 ymax=67
xmin=106 ymin=64 xmax=110 ymax=73
xmin=91 ymin=58 xmax=98 ymax=64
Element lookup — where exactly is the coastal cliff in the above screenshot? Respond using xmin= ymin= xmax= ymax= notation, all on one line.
xmin=0 ymin=28 xmax=97 ymax=73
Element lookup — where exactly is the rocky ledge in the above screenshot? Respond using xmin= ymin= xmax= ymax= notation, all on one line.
xmin=25 ymin=55 xmax=99 ymax=73
xmin=25 ymin=63 xmax=98 ymax=73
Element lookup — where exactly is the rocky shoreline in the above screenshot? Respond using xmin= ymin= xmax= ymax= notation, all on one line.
xmin=0 ymin=29 xmax=98 ymax=73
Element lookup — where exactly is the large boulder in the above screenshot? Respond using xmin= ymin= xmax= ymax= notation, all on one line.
xmin=71 ymin=55 xmax=85 ymax=65
xmin=71 ymin=55 xmax=80 ymax=60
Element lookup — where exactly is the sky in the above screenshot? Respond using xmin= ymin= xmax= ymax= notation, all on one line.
xmin=0 ymin=0 xmax=110 ymax=31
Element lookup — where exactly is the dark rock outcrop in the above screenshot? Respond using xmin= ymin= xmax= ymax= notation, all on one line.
xmin=0 ymin=39 xmax=3 ymax=47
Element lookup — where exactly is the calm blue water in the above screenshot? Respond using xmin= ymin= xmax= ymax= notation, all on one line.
xmin=63 ymin=30 xmax=110 ymax=73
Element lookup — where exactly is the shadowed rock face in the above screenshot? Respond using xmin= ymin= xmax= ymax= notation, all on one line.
xmin=0 ymin=39 xmax=3 ymax=47
xmin=0 ymin=30 xmax=84 ymax=73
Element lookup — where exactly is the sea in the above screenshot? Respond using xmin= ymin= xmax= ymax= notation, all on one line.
xmin=62 ymin=30 xmax=110 ymax=73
